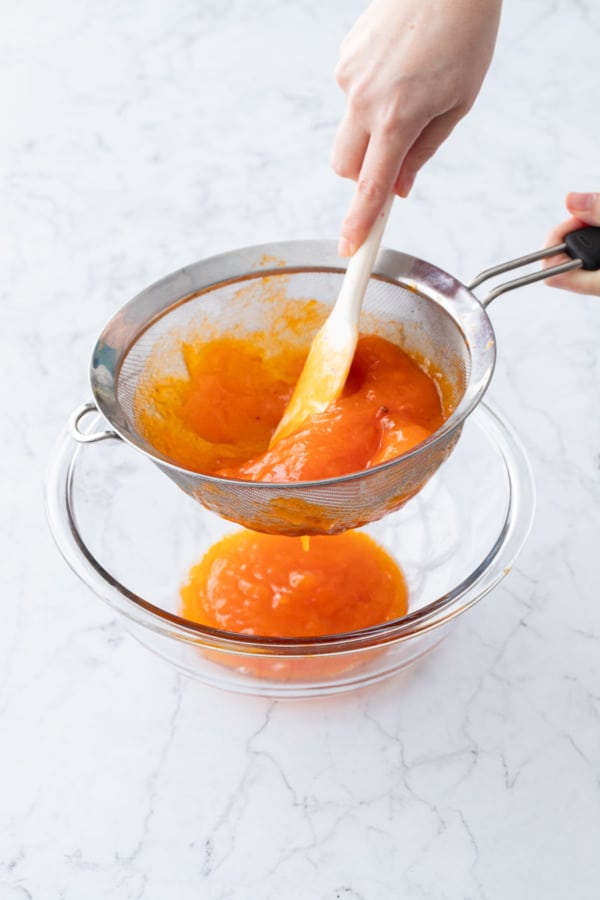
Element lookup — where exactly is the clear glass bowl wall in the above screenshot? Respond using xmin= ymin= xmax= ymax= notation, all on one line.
xmin=46 ymin=404 xmax=535 ymax=698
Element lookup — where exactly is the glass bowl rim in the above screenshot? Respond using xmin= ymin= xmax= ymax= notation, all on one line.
xmin=45 ymin=402 xmax=535 ymax=655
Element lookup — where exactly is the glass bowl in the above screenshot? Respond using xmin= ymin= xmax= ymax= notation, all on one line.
xmin=45 ymin=403 xmax=535 ymax=698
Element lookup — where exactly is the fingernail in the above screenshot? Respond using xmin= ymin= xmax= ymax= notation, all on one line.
xmin=568 ymin=192 xmax=594 ymax=210
xmin=338 ymin=237 xmax=354 ymax=257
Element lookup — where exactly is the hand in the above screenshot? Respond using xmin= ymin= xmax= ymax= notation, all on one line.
xmin=544 ymin=193 xmax=600 ymax=296
xmin=332 ymin=0 xmax=502 ymax=256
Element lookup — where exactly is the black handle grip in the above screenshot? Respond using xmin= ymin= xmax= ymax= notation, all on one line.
xmin=564 ymin=226 xmax=600 ymax=270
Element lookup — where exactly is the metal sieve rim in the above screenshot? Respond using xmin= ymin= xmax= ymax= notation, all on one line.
xmin=89 ymin=240 xmax=497 ymax=489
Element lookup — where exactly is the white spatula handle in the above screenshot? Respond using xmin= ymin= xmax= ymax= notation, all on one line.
xmin=331 ymin=194 xmax=394 ymax=327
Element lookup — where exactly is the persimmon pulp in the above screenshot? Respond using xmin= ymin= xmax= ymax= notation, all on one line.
xmin=180 ymin=530 xmax=408 ymax=638
xmin=136 ymin=333 xmax=446 ymax=481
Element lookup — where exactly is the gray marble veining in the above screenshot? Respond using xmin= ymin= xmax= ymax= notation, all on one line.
xmin=1 ymin=1 xmax=599 ymax=898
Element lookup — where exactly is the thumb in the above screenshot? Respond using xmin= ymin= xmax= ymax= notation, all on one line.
xmin=565 ymin=192 xmax=600 ymax=226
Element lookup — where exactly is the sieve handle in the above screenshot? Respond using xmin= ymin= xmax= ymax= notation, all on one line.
xmin=564 ymin=226 xmax=600 ymax=269
xmin=468 ymin=225 xmax=600 ymax=307
xmin=68 ymin=402 xmax=121 ymax=444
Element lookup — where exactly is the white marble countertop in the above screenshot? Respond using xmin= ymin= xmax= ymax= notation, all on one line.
xmin=2 ymin=1 xmax=600 ymax=897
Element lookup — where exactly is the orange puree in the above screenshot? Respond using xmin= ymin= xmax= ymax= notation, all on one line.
xmin=180 ymin=530 xmax=408 ymax=638
xmin=136 ymin=332 xmax=445 ymax=481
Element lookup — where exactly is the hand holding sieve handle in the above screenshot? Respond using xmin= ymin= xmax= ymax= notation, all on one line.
xmin=469 ymin=225 xmax=600 ymax=307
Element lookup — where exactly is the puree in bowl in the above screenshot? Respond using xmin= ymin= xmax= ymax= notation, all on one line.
xmin=180 ymin=529 xmax=408 ymax=638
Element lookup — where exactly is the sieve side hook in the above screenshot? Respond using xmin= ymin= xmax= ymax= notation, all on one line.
xmin=468 ymin=224 xmax=600 ymax=308
xmin=69 ymin=402 xmax=120 ymax=443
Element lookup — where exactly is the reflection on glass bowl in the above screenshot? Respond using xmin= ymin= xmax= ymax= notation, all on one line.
xmin=46 ymin=403 xmax=535 ymax=698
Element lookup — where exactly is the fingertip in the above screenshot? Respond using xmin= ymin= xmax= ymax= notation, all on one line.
xmin=396 ymin=171 xmax=416 ymax=198
xmin=338 ymin=213 xmax=368 ymax=257
xmin=566 ymin=191 xmax=594 ymax=212
xmin=338 ymin=236 xmax=355 ymax=257
xmin=544 ymin=273 xmax=561 ymax=289
xmin=566 ymin=192 xmax=600 ymax=226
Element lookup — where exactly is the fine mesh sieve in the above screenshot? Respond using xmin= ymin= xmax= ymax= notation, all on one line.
xmin=68 ymin=232 xmax=598 ymax=535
